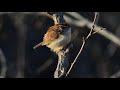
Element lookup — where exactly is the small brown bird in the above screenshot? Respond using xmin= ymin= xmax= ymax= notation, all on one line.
xmin=33 ymin=24 xmax=71 ymax=53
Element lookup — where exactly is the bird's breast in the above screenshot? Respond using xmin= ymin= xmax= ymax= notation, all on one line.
xmin=47 ymin=28 xmax=71 ymax=53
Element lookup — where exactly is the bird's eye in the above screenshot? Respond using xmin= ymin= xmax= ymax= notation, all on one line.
xmin=61 ymin=26 xmax=67 ymax=29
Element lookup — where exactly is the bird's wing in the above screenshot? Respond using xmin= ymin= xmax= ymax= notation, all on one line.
xmin=43 ymin=30 xmax=59 ymax=45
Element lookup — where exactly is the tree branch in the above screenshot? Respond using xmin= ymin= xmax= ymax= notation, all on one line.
xmin=65 ymin=12 xmax=99 ymax=77
xmin=0 ymin=49 xmax=7 ymax=78
xmin=54 ymin=44 xmax=72 ymax=78
xmin=86 ymin=12 xmax=98 ymax=39
xmin=45 ymin=12 xmax=71 ymax=78
xmin=110 ymin=70 xmax=120 ymax=78
xmin=64 ymin=12 xmax=120 ymax=47
xmin=65 ymin=38 xmax=85 ymax=77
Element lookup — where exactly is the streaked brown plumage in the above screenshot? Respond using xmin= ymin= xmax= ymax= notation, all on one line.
xmin=33 ymin=24 xmax=71 ymax=53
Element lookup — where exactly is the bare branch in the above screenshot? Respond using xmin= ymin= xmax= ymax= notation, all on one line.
xmin=1 ymin=12 xmax=65 ymax=25
xmin=0 ymin=49 xmax=7 ymax=78
xmin=64 ymin=12 xmax=120 ymax=47
xmin=65 ymin=38 xmax=85 ymax=77
xmin=52 ymin=12 xmax=71 ymax=78
xmin=0 ymin=12 xmax=54 ymax=20
xmin=65 ymin=12 xmax=98 ymax=77
xmin=41 ymin=12 xmax=53 ymax=19
xmin=53 ymin=12 xmax=66 ymax=24
xmin=41 ymin=12 xmax=66 ymax=24
xmin=92 ymin=28 xmax=106 ymax=35
xmin=105 ymin=25 xmax=120 ymax=59
xmin=54 ymin=44 xmax=72 ymax=78
xmin=110 ymin=70 xmax=120 ymax=78
xmin=86 ymin=12 xmax=98 ymax=39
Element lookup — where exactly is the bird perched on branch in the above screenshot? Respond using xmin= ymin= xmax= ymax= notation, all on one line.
xmin=33 ymin=24 xmax=71 ymax=54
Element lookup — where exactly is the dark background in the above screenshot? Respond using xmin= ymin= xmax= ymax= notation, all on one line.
xmin=0 ymin=12 xmax=120 ymax=78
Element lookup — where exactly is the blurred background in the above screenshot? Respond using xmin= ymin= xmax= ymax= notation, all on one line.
xmin=0 ymin=12 xmax=120 ymax=78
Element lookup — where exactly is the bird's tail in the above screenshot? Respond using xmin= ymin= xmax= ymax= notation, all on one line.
xmin=33 ymin=42 xmax=42 ymax=49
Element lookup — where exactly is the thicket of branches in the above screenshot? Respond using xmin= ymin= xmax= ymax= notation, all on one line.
xmin=0 ymin=12 xmax=120 ymax=78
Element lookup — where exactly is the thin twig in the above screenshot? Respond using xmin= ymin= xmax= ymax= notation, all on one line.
xmin=65 ymin=12 xmax=98 ymax=77
xmin=65 ymin=38 xmax=85 ymax=76
xmin=92 ymin=28 xmax=106 ymax=35
xmin=86 ymin=12 xmax=98 ymax=39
